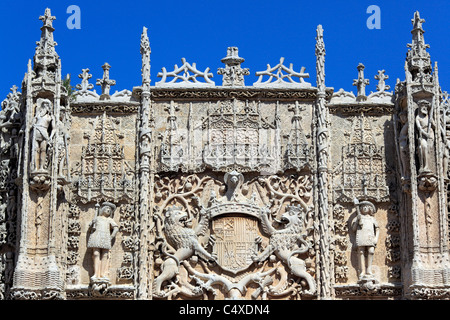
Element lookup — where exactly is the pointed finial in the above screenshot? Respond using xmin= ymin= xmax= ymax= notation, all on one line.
xmin=315 ymin=24 xmax=325 ymax=56
xmin=140 ymin=26 xmax=151 ymax=54
xmin=407 ymin=11 xmax=431 ymax=79
xmin=140 ymin=26 xmax=151 ymax=88
xmin=409 ymin=10 xmax=429 ymax=50
xmin=316 ymin=24 xmax=324 ymax=39
xmin=315 ymin=25 xmax=326 ymax=92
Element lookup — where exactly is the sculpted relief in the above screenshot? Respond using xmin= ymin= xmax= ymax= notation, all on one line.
xmin=152 ymin=171 xmax=316 ymax=300
xmin=4 ymin=9 xmax=450 ymax=301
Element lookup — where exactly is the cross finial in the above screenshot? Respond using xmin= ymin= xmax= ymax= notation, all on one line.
xmin=10 ymin=85 xmax=18 ymax=95
xmin=164 ymin=100 xmax=180 ymax=118
xmin=412 ymin=11 xmax=425 ymax=31
xmin=374 ymin=70 xmax=390 ymax=92
xmin=39 ymin=8 xmax=56 ymax=30
xmin=353 ymin=63 xmax=370 ymax=100
xmin=288 ymin=101 xmax=306 ymax=119
xmin=96 ymin=63 xmax=116 ymax=99
xmin=76 ymin=68 xmax=94 ymax=92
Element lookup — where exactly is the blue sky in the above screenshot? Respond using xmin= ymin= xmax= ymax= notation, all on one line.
xmin=1 ymin=0 xmax=450 ymax=100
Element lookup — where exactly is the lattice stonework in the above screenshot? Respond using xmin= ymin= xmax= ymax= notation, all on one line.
xmin=334 ymin=114 xmax=390 ymax=203
xmin=72 ymin=112 xmax=135 ymax=204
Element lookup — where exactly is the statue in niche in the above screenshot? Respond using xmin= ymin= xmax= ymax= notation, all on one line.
xmin=415 ymin=100 xmax=435 ymax=174
xmin=87 ymin=202 xmax=119 ymax=282
xmin=55 ymin=107 xmax=70 ymax=182
xmin=31 ymin=99 xmax=55 ymax=172
xmin=351 ymin=198 xmax=379 ymax=281
xmin=439 ymin=107 xmax=450 ymax=179
xmin=398 ymin=111 xmax=410 ymax=179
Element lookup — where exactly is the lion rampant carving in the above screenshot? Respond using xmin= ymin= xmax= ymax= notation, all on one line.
xmin=154 ymin=205 xmax=216 ymax=296
xmin=252 ymin=204 xmax=316 ymax=295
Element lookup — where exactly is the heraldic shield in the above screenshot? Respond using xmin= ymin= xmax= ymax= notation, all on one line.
xmin=212 ymin=215 xmax=259 ymax=274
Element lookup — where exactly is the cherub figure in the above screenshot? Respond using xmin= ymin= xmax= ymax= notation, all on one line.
xmin=351 ymin=198 xmax=379 ymax=281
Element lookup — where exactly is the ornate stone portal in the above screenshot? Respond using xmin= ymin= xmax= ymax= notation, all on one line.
xmin=1 ymin=9 xmax=450 ymax=300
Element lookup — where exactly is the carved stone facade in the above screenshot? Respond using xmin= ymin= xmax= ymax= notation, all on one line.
xmin=1 ymin=9 xmax=450 ymax=300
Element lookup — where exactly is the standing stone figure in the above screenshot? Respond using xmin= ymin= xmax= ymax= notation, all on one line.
xmin=87 ymin=202 xmax=119 ymax=282
xmin=398 ymin=111 xmax=410 ymax=179
xmin=56 ymin=107 xmax=70 ymax=181
xmin=31 ymin=99 xmax=55 ymax=172
xmin=351 ymin=198 xmax=379 ymax=281
xmin=415 ymin=100 xmax=434 ymax=174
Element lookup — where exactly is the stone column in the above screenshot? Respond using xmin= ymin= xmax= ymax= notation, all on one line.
xmin=315 ymin=25 xmax=333 ymax=299
xmin=136 ymin=27 xmax=153 ymax=300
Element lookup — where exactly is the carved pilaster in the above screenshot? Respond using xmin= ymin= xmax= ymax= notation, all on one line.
xmin=394 ymin=12 xmax=450 ymax=297
xmin=137 ymin=26 xmax=153 ymax=300
xmin=315 ymin=25 xmax=333 ymax=299
xmin=11 ymin=8 xmax=67 ymax=300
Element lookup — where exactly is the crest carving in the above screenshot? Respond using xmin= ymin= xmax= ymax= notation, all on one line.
xmin=152 ymin=170 xmax=316 ymax=299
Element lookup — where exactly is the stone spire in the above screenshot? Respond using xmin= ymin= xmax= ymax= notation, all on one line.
xmin=140 ymin=27 xmax=151 ymax=90
xmin=407 ymin=11 xmax=432 ymax=79
xmin=31 ymin=8 xmax=60 ymax=94
xmin=315 ymin=25 xmax=326 ymax=93
xmin=35 ymin=8 xmax=58 ymax=67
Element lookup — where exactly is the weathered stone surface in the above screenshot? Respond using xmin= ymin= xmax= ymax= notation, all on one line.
xmin=0 ymin=8 xmax=449 ymax=300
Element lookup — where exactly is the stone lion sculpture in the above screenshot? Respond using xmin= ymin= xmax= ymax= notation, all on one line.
xmin=153 ymin=205 xmax=216 ymax=296
xmin=252 ymin=204 xmax=316 ymax=295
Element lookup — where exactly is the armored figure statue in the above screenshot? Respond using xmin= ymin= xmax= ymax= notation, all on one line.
xmin=87 ymin=202 xmax=119 ymax=282
xmin=31 ymin=99 xmax=55 ymax=172
xmin=352 ymin=198 xmax=379 ymax=281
